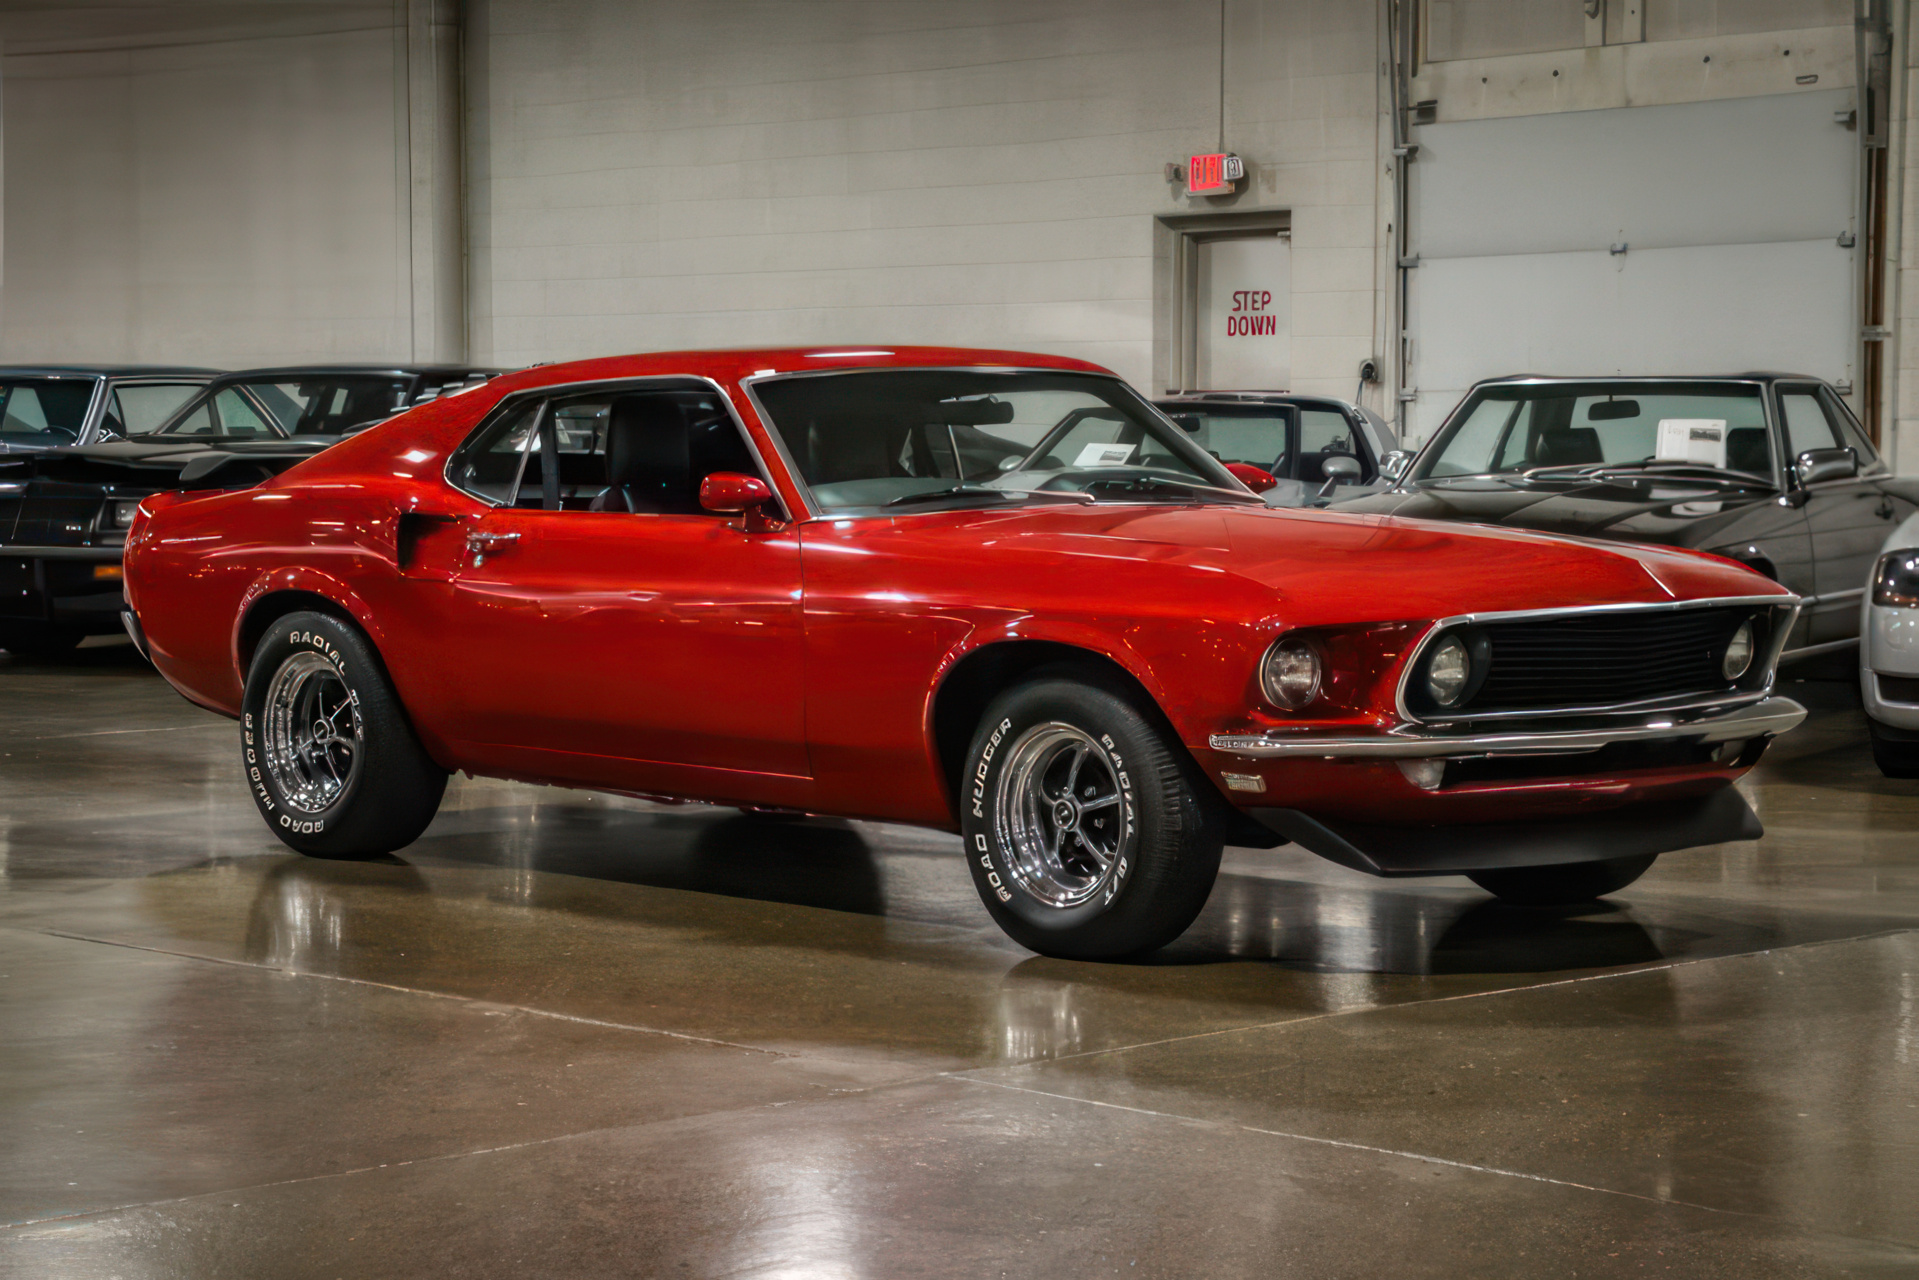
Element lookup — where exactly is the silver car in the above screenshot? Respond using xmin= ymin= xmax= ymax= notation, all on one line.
xmin=1863 ymin=512 xmax=1919 ymax=776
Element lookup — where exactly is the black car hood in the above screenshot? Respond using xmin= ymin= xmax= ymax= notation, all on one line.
xmin=1330 ymin=474 xmax=1779 ymax=548
xmin=30 ymin=436 xmax=339 ymax=487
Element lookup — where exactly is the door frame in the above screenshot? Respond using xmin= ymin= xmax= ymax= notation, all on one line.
xmin=1153 ymin=209 xmax=1291 ymax=395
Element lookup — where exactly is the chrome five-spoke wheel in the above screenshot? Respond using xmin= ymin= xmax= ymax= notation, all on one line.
xmin=262 ymin=650 xmax=363 ymax=814
xmin=993 ymin=722 xmax=1129 ymax=908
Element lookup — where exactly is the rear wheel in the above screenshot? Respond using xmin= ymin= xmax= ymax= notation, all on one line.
xmin=242 ymin=611 xmax=446 ymax=858
xmin=960 ymin=675 xmax=1222 ymax=960
xmin=1868 ymin=717 xmax=1919 ymax=779
xmin=1468 ymin=854 xmax=1656 ymax=906
xmin=0 ymin=622 xmax=84 ymax=660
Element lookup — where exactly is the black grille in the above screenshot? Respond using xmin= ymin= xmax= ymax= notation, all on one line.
xmin=1465 ymin=607 xmax=1753 ymax=713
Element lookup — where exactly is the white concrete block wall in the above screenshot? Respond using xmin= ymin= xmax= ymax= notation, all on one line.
xmin=473 ymin=0 xmax=1388 ymax=391
xmin=0 ymin=10 xmax=440 ymax=368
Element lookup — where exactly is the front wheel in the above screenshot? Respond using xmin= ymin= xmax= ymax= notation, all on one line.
xmin=242 ymin=611 xmax=447 ymax=858
xmin=1468 ymin=854 xmax=1656 ymax=907
xmin=960 ymin=676 xmax=1222 ymax=960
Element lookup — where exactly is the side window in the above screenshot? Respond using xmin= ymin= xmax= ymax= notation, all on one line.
xmin=212 ymin=389 xmax=274 ymax=438
xmin=1297 ymin=408 xmax=1369 ymax=482
xmin=1820 ymin=388 xmax=1883 ymax=472
xmin=161 ymin=395 xmax=216 ymax=436
xmin=111 ymin=384 xmax=202 ymax=436
xmin=1779 ymin=390 xmax=1840 ymax=464
xmin=449 ymin=385 xmax=762 ymax=515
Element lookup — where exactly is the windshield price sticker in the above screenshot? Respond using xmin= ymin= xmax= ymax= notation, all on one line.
xmin=1074 ymin=442 xmax=1137 ymax=468
xmin=1655 ymin=419 xmax=1727 ymax=469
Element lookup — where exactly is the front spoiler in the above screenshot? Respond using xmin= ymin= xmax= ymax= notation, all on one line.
xmin=1209 ymin=696 xmax=1806 ymax=759
xmin=1248 ymin=787 xmax=1761 ymax=878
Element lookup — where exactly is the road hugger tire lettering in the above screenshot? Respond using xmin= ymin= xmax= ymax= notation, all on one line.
xmin=958 ymin=674 xmax=1222 ymax=961
xmin=240 ymin=611 xmax=447 ymax=859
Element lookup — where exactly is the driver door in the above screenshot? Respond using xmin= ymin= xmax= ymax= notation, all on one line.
xmin=1778 ymin=384 xmax=1895 ymax=647
xmin=404 ymin=383 xmax=808 ymax=799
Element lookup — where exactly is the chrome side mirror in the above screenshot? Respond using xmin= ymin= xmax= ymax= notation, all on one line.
xmin=1794 ymin=446 xmax=1857 ymax=487
xmin=1378 ymin=449 xmax=1412 ymax=481
xmin=1317 ymin=454 xmax=1363 ymax=498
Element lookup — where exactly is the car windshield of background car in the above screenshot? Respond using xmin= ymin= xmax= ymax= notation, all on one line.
xmin=1178 ymin=410 xmax=1290 ymax=473
xmin=1418 ymin=384 xmax=1771 ymax=480
xmin=243 ymin=378 xmax=412 ymax=436
xmin=0 ymin=379 xmax=96 ymax=446
xmin=751 ymin=370 xmax=1250 ymax=512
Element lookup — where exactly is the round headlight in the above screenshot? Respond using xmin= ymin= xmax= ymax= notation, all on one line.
xmin=1722 ymin=619 xmax=1754 ymax=680
xmin=1261 ymin=638 xmax=1322 ymax=709
xmin=1425 ymin=636 xmax=1472 ymax=708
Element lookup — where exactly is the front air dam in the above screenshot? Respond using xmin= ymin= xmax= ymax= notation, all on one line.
xmin=1248 ymin=787 xmax=1762 ymax=878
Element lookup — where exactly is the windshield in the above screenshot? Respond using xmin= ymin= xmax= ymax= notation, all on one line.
xmin=1415 ymin=382 xmax=1774 ymax=481
xmin=0 ymin=377 xmax=98 ymax=447
xmin=235 ymin=376 xmax=413 ymax=436
xmin=750 ymin=370 xmax=1250 ymax=513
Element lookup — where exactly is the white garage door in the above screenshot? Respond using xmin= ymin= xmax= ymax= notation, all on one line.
xmin=1406 ymin=89 xmax=1858 ymax=443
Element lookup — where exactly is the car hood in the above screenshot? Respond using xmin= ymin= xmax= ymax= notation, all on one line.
xmin=926 ymin=498 xmax=1783 ymax=621
xmin=1327 ymin=475 xmax=1778 ymax=548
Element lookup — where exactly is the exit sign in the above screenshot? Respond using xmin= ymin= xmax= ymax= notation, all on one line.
xmin=1187 ymin=152 xmax=1245 ymax=196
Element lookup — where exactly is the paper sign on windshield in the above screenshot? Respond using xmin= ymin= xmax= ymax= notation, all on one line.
xmin=1074 ymin=442 xmax=1137 ymax=467
xmin=1655 ymin=419 xmax=1727 ymax=468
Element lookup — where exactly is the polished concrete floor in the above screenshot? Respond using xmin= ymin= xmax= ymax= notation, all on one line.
xmin=1 ymin=642 xmax=1916 ymax=1278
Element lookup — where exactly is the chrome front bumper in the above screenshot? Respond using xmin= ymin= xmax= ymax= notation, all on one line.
xmin=1208 ymin=695 xmax=1807 ymax=760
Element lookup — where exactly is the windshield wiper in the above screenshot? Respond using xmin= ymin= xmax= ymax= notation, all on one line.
xmin=1083 ymin=476 xmax=1264 ymax=504
xmin=885 ymin=484 xmax=1089 ymax=508
xmin=1524 ymin=458 xmax=1774 ymax=488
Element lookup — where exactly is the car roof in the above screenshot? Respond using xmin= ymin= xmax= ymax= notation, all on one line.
xmin=1472 ymin=372 xmax=1826 ymax=386
xmin=475 ymin=347 xmax=1116 ymax=397
xmin=0 ymin=365 xmax=223 ymax=376
xmin=213 ymin=365 xmax=500 ymax=382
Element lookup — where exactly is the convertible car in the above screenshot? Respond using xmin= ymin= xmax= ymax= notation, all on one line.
xmin=1333 ymin=374 xmax=1918 ymax=660
xmin=1 ymin=365 xmax=495 ymax=656
xmin=124 ymin=348 xmax=1806 ymax=959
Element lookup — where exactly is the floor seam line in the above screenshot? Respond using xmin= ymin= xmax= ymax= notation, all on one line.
xmin=951 ymin=1077 xmax=1919 ymax=1250
xmin=34 ymin=928 xmax=796 ymax=1059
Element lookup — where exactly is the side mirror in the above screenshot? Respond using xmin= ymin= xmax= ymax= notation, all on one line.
xmin=1223 ymin=461 xmax=1278 ymax=493
xmin=1378 ymin=449 xmax=1412 ymax=481
xmin=699 ymin=472 xmax=780 ymax=529
xmin=1317 ymin=453 xmax=1363 ymax=498
xmin=1794 ymin=447 xmax=1857 ymax=487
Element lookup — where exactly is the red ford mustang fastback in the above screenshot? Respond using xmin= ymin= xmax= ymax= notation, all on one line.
xmin=122 ymin=347 xmax=1805 ymax=959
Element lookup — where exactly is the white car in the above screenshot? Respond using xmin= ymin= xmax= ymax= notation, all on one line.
xmin=1863 ymin=511 xmax=1919 ymax=777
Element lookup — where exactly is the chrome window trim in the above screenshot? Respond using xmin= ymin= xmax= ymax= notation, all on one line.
xmin=441 ymin=373 xmax=787 ymax=519
xmin=1210 ymin=694 xmax=1807 ymax=759
xmin=1390 ymin=594 xmax=1802 ymax=725
xmin=738 ymin=365 xmax=1253 ymax=521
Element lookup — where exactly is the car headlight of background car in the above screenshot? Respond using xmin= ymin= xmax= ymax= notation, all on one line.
xmin=107 ymin=499 xmax=142 ymax=529
xmin=1873 ymin=550 xmax=1919 ymax=608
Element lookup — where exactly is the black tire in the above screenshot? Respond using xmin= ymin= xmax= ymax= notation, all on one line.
xmin=0 ymin=622 xmax=85 ymax=660
xmin=241 ymin=611 xmax=446 ymax=858
xmin=960 ymin=675 xmax=1222 ymax=960
xmin=1868 ymin=718 xmax=1919 ymax=779
xmin=1468 ymin=854 xmax=1657 ymax=906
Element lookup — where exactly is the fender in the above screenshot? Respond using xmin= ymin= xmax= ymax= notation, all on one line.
xmin=922 ymin=616 xmax=1193 ymax=784
xmin=231 ymin=566 xmax=392 ymax=683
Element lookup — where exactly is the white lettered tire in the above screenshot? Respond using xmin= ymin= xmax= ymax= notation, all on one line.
xmin=961 ymin=675 xmax=1222 ymax=959
xmin=241 ymin=611 xmax=447 ymax=858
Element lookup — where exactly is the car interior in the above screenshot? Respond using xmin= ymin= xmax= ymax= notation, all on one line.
xmin=454 ymin=389 xmax=762 ymax=513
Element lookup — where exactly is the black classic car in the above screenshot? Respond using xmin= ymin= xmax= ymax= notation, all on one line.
xmin=1333 ymin=375 xmax=1918 ymax=659
xmin=0 ymin=364 xmax=496 ymax=657
xmin=0 ymin=365 xmax=220 ymax=453
xmin=1154 ymin=391 xmax=1401 ymax=507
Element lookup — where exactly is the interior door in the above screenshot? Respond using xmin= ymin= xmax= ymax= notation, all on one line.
xmin=403 ymin=381 xmax=807 ymax=797
xmin=1778 ymin=384 xmax=1888 ymax=647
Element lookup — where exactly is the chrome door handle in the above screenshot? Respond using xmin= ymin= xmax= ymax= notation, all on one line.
xmin=465 ymin=530 xmax=520 ymax=565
